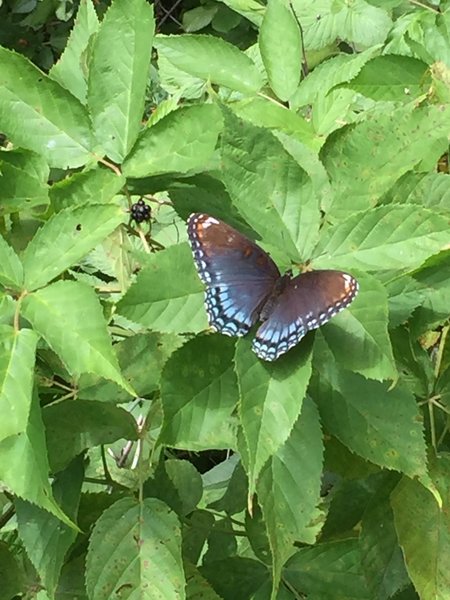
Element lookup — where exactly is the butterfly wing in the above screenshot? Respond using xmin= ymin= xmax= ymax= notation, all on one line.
xmin=253 ymin=270 xmax=359 ymax=361
xmin=188 ymin=213 xmax=280 ymax=336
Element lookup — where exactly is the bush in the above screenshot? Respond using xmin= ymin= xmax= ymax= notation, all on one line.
xmin=0 ymin=0 xmax=449 ymax=598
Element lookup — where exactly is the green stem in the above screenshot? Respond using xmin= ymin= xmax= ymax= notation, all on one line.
xmin=435 ymin=324 xmax=449 ymax=378
xmin=428 ymin=398 xmax=437 ymax=451
xmin=409 ymin=0 xmax=439 ymax=13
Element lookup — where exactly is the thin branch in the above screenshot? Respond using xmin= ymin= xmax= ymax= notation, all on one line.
xmin=95 ymin=155 xmax=122 ymax=177
xmin=13 ymin=290 xmax=27 ymax=332
xmin=138 ymin=228 xmax=151 ymax=253
xmin=437 ymin=423 xmax=449 ymax=447
xmin=0 ymin=504 xmax=16 ymax=530
xmin=289 ymin=1 xmax=309 ymax=77
xmin=434 ymin=324 xmax=449 ymax=378
xmin=84 ymin=476 xmax=128 ymax=490
xmin=101 ymin=445 xmax=114 ymax=485
xmin=208 ymin=510 xmax=245 ymax=528
xmin=428 ymin=398 xmax=437 ymax=451
xmin=157 ymin=0 xmax=183 ymax=27
xmin=408 ymin=0 xmax=440 ymax=13
xmin=143 ymin=194 xmax=173 ymax=207
xmin=431 ymin=396 xmax=450 ymax=416
xmin=257 ymin=91 xmax=289 ymax=108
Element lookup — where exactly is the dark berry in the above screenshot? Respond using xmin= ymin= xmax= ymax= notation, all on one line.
xmin=130 ymin=200 xmax=151 ymax=223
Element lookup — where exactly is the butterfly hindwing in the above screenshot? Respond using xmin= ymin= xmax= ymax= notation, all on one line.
xmin=253 ymin=270 xmax=359 ymax=361
xmin=187 ymin=213 xmax=280 ymax=337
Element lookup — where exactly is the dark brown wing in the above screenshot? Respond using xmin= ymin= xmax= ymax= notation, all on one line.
xmin=253 ymin=270 xmax=358 ymax=360
xmin=187 ymin=213 xmax=280 ymax=336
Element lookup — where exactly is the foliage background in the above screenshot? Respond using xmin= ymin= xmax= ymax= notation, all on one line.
xmin=0 ymin=0 xmax=450 ymax=598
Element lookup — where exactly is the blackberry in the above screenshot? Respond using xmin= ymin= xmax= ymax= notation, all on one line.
xmin=130 ymin=199 xmax=151 ymax=223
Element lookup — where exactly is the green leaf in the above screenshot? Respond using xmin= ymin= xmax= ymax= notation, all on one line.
xmin=391 ymin=454 xmax=450 ymax=600
xmin=22 ymin=204 xmax=125 ymax=291
xmin=221 ymin=110 xmax=320 ymax=262
xmin=15 ymin=456 xmax=84 ymax=596
xmin=144 ymin=459 xmax=203 ymax=517
xmin=311 ymin=366 xmax=428 ymax=480
xmin=0 ymin=542 xmax=22 ymax=600
xmin=259 ymin=0 xmax=301 ymax=101
xmin=386 ymin=276 xmax=424 ymax=328
xmin=324 ymin=436 xmax=380 ymax=481
xmin=392 ymin=586 xmax=420 ymax=600
xmin=346 ymin=55 xmax=429 ymax=101
xmin=0 ymin=327 xmax=37 ymax=442
xmin=258 ymin=397 xmax=323 ymax=590
xmin=169 ymin=175 xmax=252 ymax=231
xmin=385 ymin=10 xmax=450 ymax=66
xmin=49 ymin=0 xmax=100 ymax=103
xmin=320 ymin=105 xmax=450 ymax=219
xmin=200 ymin=557 xmax=270 ymax=599
xmin=22 ymin=280 xmax=134 ymax=394
xmin=361 ymin=475 xmax=410 ymax=600
xmin=207 ymin=457 xmax=247 ymax=516
xmin=0 ymin=295 xmax=15 ymax=327
xmin=310 ymin=88 xmax=362 ymax=139
xmin=123 ymin=104 xmax=222 ymax=178
xmin=183 ymin=510 xmax=216 ymax=565
xmin=245 ymin=505 xmax=271 ymax=564
xmin=55 ymin=554 xmax=87 ymax=599
xmin=117 ymin=243 xmax=207 ymax=334
xmin=0 ymin=149 xmax=49 ymax=214
xmin=183 ymin=5 xmax=218 ymax=32
xmin=430 ymin=60 xmax=450 ymax=103
xmin=274 ymin=130 xmax=331 ymax=206
xmin=203 ymin=517 xmax=238 ymax=564
xmin=290 ymin=45 xmax=381 ymax=109
xmin=86 ymin=497 xmax=185 ymax=600
xmin=43 ymin=399 xmax=138 ymax=472
xmin=320 ymin=271 xmax=396 ymax=381
xmin=160 ymin=336 xmax=238 ymax=449
xmin=78 ymin=332 xmax=181 ymax=403
xmin=313 ymin=205 xmax=450 ymax=272
xmin=390 ymin=327 xmax=434 ymax=399
xmin=88 ymin=0 xmax=154 ymax=162
xmin=233 ymin=97 xmax=319 ymax=150
xmin=49 ymin=166 xmax=125 ymax=211
xmin=154 ymin=34 xmax=263 ymax=94
xmin=0 ymin=390 xmax=74 ymax=527
xmin=157 ymin=52 xmax=206 ymax=100
xmin=0 ymin=47 xmax=94 ymax=168
xmin=411 ymin=250 xmax=450 ymax=335
xmin=291 ymin=0 xmax=392 ymax=50
xmin=215 ymin=0 xmax=264 ymax=26
xmin=311 ymin=88 xmax=362 ymax=139
xmin=385 ymin=172 xmax=450 ymax=214
xmin=320 ymin=475 xmax=381 ymax=540
xmin=284 ymin=539 xmax=370 ymax=599
xmin=235 ymin=334 xmax=313 ymax=497
xmin=213 ymin=6 xmax=245 ymax=32
xmin=0 ymin=234 xmax=23 ymax=289
xmin=185 ymin=563 xmax=223 ymax=600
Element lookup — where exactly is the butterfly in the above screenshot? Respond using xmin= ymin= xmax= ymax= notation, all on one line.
xmin=187 ymin=213 xmax=358 ymax=361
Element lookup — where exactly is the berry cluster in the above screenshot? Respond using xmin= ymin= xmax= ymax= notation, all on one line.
xmin=130 ymin=199 xmax=151 ymax=223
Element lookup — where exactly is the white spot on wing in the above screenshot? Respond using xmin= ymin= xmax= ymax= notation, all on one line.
xmin=203 ymin=217 xmax=220 ymax=228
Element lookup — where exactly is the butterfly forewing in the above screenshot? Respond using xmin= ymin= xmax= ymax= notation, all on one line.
xmin=253 ymin=270 xmax=359 ymax=361
xmin=188 ymin=213 xmax=280 ymax=336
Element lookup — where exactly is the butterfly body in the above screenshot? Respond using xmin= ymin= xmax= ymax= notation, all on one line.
xmin=187 ymin=213 xmax=358 ymax=361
